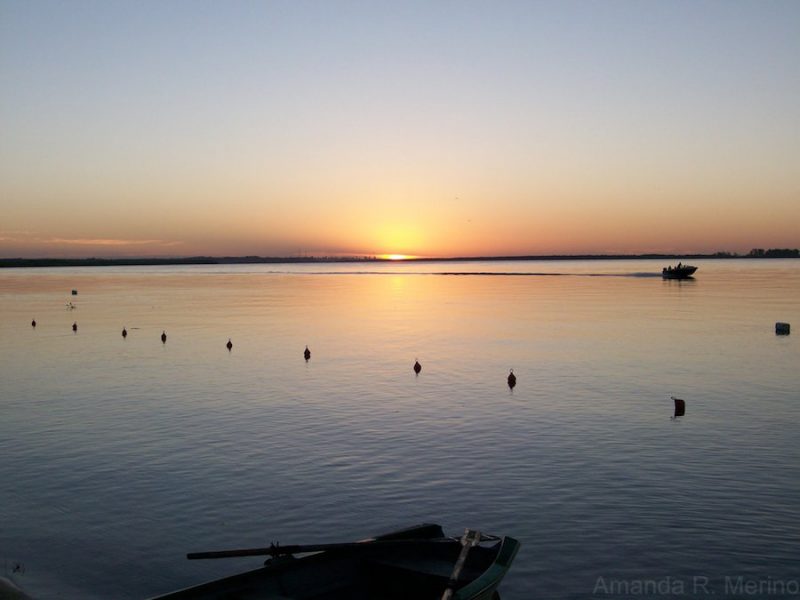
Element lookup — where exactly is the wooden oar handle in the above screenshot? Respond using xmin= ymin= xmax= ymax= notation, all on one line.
xmin=187 ymin=537 xmax=461 ymax=560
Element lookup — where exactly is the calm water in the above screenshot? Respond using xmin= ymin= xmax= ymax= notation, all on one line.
xmin=1 ymin=259 xmax=798 ymax=599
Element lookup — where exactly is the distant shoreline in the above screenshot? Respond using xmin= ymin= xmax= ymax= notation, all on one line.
xmin=1 ymin=250 xmax=798 ymax=269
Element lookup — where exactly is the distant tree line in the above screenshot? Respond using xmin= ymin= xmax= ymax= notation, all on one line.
xmin=2 ymin=250 xmax=798 ymax=268
xmin=0 ymin=255 xmax=381 ymax=268
xmin=0 ymin=257 xmax=218 ymax=268
xmin=746 ymin=248 xmax=799 ymax=258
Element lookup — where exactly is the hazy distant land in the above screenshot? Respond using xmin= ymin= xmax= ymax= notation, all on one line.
xmin=1 ymin=249 xmax=797 ymax=269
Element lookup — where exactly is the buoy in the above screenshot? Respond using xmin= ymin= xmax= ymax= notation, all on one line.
xmin=31 ymin=319 xmax=36 ymax=327
xmin=776 ymin=322 xmax=790 ymax=335
xmin=227 ymin=339 xmax=233 ymax=351
xmin=71 ymin=289 xmax=78 ymax=296
xmin=161 ymin=331 xmax=167 ymax=343
xmin=72 ymin=322 xmax=77 ymax=332
xmin=671 ymin=396 xmax=686 ymax=418
xmin=122 ymin=328 xmax=127 ymax=338
xmin=413 ymin=360 xmax=421 ymax=374
xmin=304 ymin=346 xmax=311 ymax=361
xmin=507 ymin=369 xmax=516 ymax=389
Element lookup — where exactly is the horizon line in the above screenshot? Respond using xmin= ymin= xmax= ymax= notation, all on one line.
xmin=2 ymin=249 xmax=799 ymax=268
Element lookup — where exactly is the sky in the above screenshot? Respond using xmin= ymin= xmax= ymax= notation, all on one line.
xmin=1 ymin=1 xmax=798 ymax=259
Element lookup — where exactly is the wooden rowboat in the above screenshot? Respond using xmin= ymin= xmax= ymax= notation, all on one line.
xmin=150 ymin=523 xmax=520 ymax=600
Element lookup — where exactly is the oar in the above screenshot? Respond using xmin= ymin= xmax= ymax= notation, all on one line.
xmin=441 ymin=529 xmax=482 ymax=600
xmin=187 ymin=537 xmax=463 ymax=560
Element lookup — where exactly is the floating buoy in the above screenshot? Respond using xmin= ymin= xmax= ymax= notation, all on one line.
xmin=72 ymin=322 xmax=78 ymax=332
xmin=507 ymin=369 xmax=516 ymax=389
xmin=31 ymin=319 xmax=36 ymax=328
xmin=671 ymin=396 xmax=686 ymax=418
xmin=71 ymin=289 xmax=78 ymax=296
xmin=304 ymin=346 xmax=311 ymax=361
xmin=227 ymin=339 xmax=233 ymax=351
xmin=776 ymin=322 xmax=790 ymax=335
xmin=161 ymin=331 xmax=167 ymax=343
xmin=413 ymin=360 xmax=421 ymax=374
xmin=122 ymin=328 xmax=127 ymax=338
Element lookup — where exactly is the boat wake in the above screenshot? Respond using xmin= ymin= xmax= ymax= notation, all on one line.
xmin=263 ymin=270 xmax=666 ymax=278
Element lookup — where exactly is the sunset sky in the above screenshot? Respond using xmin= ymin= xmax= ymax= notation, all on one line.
xmin=1 ymin=1 xmax=798 ymax=259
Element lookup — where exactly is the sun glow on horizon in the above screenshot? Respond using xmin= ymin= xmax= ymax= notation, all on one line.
xmin=379 ymin=254 xmax=416 ymax=261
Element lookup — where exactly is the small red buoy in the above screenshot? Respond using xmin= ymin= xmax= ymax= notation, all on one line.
xmin=227 ymin=339 xmax=233 ymax=351
xmin=507 ymin=369 xmax=516 ymax=389
xmin=413 ymin=360 xmax=421 ymax=374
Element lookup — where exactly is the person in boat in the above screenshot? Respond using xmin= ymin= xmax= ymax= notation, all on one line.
xmin=677 ymin=262 xmax=682 ymax=269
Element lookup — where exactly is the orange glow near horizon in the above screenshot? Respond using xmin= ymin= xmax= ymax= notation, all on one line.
xmin=3 ymin=165 xmax=800 ymax=261
xmin=379 ymin=254 xmax=416 ymax=261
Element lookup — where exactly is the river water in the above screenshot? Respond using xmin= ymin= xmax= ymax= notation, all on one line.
xmin=1 ymin=259 xmax=798 ymax=599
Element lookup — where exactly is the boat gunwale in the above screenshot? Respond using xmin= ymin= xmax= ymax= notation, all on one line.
xmin=453 ymin=536 xmax=521 ymax=600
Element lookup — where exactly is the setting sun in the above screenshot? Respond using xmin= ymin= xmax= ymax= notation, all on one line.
xmin=380 ymin=254 xmax=415 ymax=261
